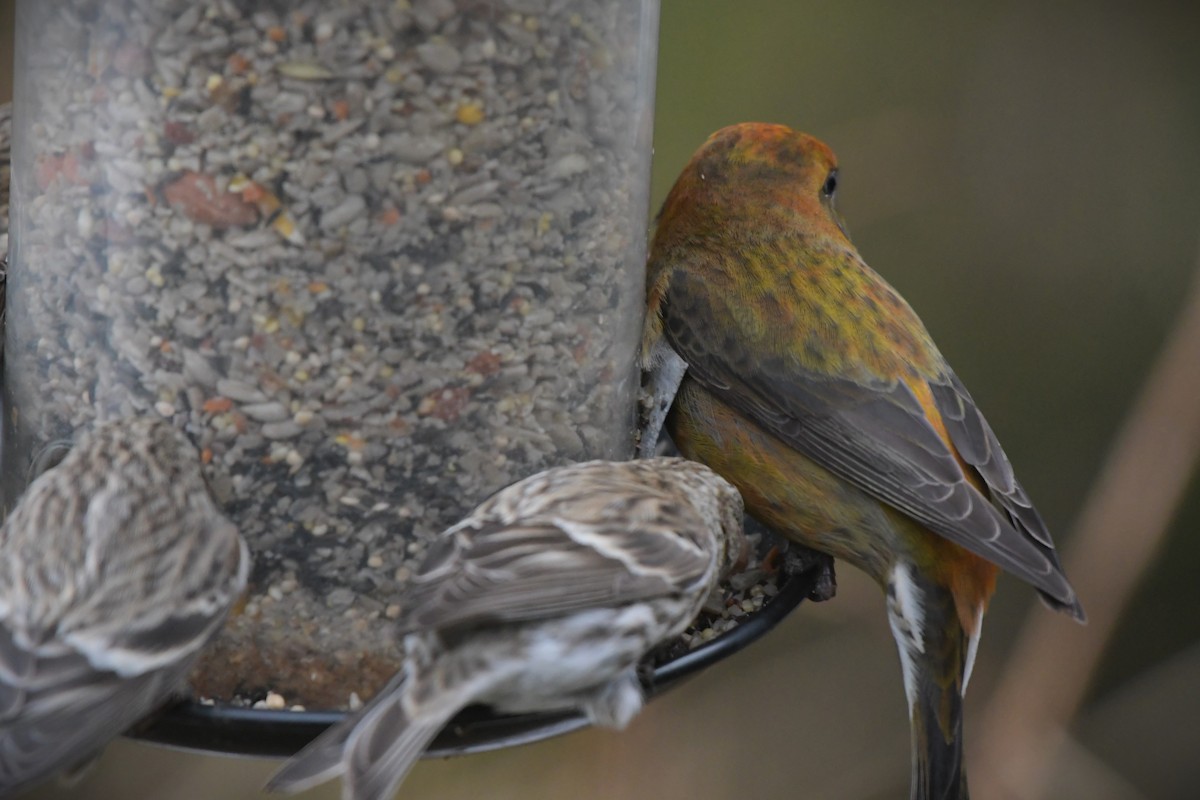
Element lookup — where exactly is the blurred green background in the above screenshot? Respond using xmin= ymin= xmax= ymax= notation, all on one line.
xmin=3 ymin=0 xmax=1199 ymax=797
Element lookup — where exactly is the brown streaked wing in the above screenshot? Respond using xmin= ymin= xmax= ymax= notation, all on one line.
xmin=397 ymin=513 xmax=712 ymax=635
xmin=0 ymin=624 xmax=181 ymax=794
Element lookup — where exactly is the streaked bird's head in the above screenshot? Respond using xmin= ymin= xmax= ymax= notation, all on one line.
xmin=647 ymin=457 xmax=748 ymax=577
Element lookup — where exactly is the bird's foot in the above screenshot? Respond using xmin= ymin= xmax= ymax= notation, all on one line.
xmin=783 ymin=545 xmax=837 ymax=602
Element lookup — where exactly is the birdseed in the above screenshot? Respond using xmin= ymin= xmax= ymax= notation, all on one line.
xmin=4 ymin=0 xmax=656 ymax=709
xmin=3 ymin=1 xmax=788 ymax=719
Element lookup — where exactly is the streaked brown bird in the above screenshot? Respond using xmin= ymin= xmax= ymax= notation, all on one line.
xmin=266 ymin=457 xmax=746 ymax=800
xmin=640 ymin=122 xmax=1084 ymax=799
xmin=0 ymin=417 xmax=250 ymax=796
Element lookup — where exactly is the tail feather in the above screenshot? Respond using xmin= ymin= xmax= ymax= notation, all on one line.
xmin=343 ymin=698 xmax=456 ymax=800
xmin=909 ymin=651 xmax=968 ymax=800
xmin=266 ymin=671 xmax=408 ymax=796
xmin=266 ymin=670 xmax=461 ymax=800
xmin=885 ymin=563 xmax=974 ymax=800
xmin=264 ymin=715 xmax=357 ymax=795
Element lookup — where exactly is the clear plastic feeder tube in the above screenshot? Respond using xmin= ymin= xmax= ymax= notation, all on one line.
xmin=6 ymin=0 xmax=659 ymax=710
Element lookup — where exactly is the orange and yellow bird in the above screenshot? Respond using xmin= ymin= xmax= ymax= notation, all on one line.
xmin=639 ymin=123 xmax=1085 ymax=800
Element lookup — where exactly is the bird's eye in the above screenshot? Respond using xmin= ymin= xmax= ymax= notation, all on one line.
xmin=821 ymin=170 xmax=838 ymax=198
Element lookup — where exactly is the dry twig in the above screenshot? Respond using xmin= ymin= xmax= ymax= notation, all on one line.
xmin=973 ymin=241 xmax=1200 ymax=797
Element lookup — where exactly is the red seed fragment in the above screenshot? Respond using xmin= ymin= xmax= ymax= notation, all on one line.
xmin=163 ymin=120 xmax=196 ymax=145
xmin=203 ymin=397 xmax=234 ymax=414
xmin=419 ymin=386 xmax=471 ymax=422
xmin=465 ymin=351 xmax=502 ymax=377
xmin=163 ymin=171 xmax=259 ymax=228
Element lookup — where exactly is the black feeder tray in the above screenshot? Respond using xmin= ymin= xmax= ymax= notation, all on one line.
xmin=129 ymin=562 xmax=819 ymax=759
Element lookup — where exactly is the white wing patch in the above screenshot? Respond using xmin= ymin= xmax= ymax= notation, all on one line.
xmin=962 ymin=605 xmax=984 ymax=694
xmin=885 ymin=563 xmax=926 ymax=712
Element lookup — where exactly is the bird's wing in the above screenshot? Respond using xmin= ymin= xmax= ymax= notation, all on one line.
xmin=397 ymin=506 xmax=714 ymax=633
xmin=57 ymin=499 xmax=251 ymax=678
xmin=927 ymin=372 xmax=1083 ymax=618
xmin=661 ymin=265 xmax=1082 ymax=616
xmin=0 ymin=624 xmax=182 ymax=795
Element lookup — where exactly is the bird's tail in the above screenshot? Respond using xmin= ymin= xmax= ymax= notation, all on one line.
xmin=885 ymin=563 xmax=977 ymax=800
xmin=266 ymin=668 xmax=460 ymax=800
xmin=263 ymin=702 xmax=360 ymax=796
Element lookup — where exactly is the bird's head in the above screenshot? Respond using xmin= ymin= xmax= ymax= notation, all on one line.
xmin=655 ymin=122 xmax=850 ymax=247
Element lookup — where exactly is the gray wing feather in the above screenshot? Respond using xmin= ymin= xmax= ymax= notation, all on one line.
xmin=662 ymin=267 xmax=1082 ymax=616
xmin=928 ymin=374 xmax=1083 ymax=618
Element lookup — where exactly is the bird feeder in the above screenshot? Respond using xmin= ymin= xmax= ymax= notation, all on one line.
xmin=2 ymin=0 xmax=812 ymax=758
